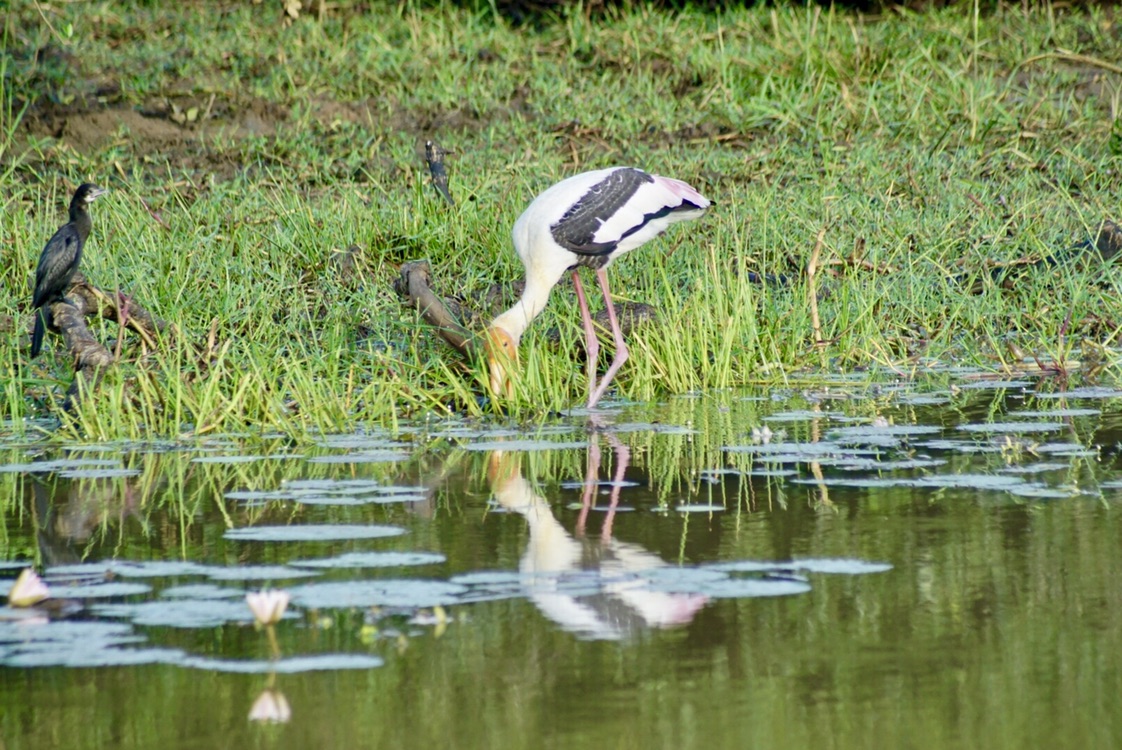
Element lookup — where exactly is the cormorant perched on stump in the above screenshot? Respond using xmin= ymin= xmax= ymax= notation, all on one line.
xmin=30 ymin=183 xmax=107 ymax=358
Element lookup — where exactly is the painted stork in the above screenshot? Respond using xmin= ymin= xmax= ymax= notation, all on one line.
xmin=486 ymin=167 xmax=711 ymax=408
xmin=30 ymin=183 xmax=107 ymax=358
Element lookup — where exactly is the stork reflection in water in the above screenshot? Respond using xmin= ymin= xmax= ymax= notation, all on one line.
xmin=487 ymin=429 xmax=707 ymax=640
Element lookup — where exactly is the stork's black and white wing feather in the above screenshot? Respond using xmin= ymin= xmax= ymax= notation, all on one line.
xmin=515 ymin=167 xmax=710 ymax=271
xmin=550 ymin=168 xmax=658 ymax=255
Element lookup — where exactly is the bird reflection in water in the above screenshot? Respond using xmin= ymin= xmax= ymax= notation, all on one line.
xmin=30 ymin=473 xmax=147 ymax=568
xmin=487 ymin=427 xmax=707 ymax=641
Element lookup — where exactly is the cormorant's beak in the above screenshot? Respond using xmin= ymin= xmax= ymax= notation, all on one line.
xmin=86 ymin=186 xmax=108 ymax=203
xmin=485 ymin=326 xmax=518 ymax=400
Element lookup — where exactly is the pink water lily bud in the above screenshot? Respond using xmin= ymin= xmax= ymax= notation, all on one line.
xmin=248 ymin=689 xmax=292 ymax=724
xmin=7 ymin=568 xmax=50 ymax=608
xmin=246 ymin=590 xmax=291 ymax=626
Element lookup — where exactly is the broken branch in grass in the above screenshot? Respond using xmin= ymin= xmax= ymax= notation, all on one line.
xmin=79 ymin=281 xmax=167 ymax=351
xmin=822 ymin=236 xmax=898 ymax=276
xmin=393 ymin=260 xmax=476 ymax=357
xmin=29 ymin=274 xmax=170 ymax=411
xmin=46 ymin=288 xmax=114 ymax=413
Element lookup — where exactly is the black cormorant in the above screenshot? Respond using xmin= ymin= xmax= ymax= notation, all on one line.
xmin=30 ymin=183 xmax=107 ymax=358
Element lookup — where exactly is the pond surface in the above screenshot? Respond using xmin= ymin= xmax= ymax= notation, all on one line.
xmin=2 ymin=380 xmax=1122 ymax=749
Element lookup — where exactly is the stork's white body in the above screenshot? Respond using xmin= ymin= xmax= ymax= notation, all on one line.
xmin=488 ymin=167 xmax=711 ymax=408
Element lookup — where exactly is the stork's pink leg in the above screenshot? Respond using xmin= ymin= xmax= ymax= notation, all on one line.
xmin=576 ymin=433 xmax=600 ymax=536
xmin=586 ymin=268 xmax=629 ymax=408
xmin=600 ymin=432 xmax=630 ymax=542
xmin=571 ymin=270 xmax=600 ymax=402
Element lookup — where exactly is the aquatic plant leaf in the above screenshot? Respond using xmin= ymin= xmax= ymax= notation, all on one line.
xmin=106 ymin=561 xmax=214 ymax=578
xmin=224 ymin=524 xmax=405 ymax=542
xmin=1036 ymin=387 xmax=1122 ymax=399
xmin=161 ymin=584 xmax=245 ymax=599
xmin=790 ymin=558 xmax=893 ymax=574
xmin=314 ymin=433 xmax=398 ymax=449
xmin=897 ymin=394 xmax=952 ymax=405
xmin=792 ymin=473 xmax=1026 ymax=490
xmin=611 ymin=423 xmax=697 ymax=435
xmin=998 ymin=463 xmax=1071 ymax=474
xmin=765 ymin=410 xmax=839 ymax=422
xmin=50 ymin=582 xmax=153 ymax=598
xmin=224 ymin=489 xmax=293 ymax=501
xmin=307 ymin=450 xmax=412 ymax=464
xmin=4 ymin=646 xmax=184 ymax=668
xmin=0 ymin=620 xmax=179 ymax=668
xmin=0 ymin=619 xmax=136 ymax=645
xmin=959 ymin=422 xmax=1065 ymax=433
xmin=204 ymin=565 xmax=320 ymax=581
xmin=291 ymin=552 xmax=446 ymax=569
xmin=288 ymin=580 xmax=468 ymax=609
xmin=1007 ymin=485 xmax=1076 ymax=499
xmin=0 ymin=459 xmax=120 ymax=474
xmin=465 ymin=440 xmax=588 ymax=452
xmin=92 ymin=598 xmax=262 ymax=628
xmin=57 ymin=468 xmax=142 ymax=478
xmin=653 ymin=576 xmax=811 ymax=598
xmin=182 ymin=653 xmax=384 ymax=673
xmin=1015 ymin=409 xmax=1100 ymax=417
xmin=956 ymin=380 xmax=1035 ymax=390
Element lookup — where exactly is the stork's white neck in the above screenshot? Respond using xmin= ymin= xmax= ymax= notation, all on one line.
xmin=491 ymin=272 xmax=559 ymax=345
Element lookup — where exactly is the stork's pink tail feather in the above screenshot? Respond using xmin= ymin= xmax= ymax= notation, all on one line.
xmin=652 ymin=174 xmax=711 ymax=209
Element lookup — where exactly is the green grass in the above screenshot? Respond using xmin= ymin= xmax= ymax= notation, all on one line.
xmin=3 ymin=1 xmax=1122 ymax=438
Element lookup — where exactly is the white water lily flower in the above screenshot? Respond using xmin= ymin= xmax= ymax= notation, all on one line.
xmin=246 ymin=590 xmax=291 ymax=626
xmin=248 ymin=689 xmax=292 ymax=724
xmin=8 ymin=568 xmax=50 ymax=608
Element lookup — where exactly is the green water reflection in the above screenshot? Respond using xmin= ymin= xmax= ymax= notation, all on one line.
xmin=2 ymin=384 xmax=1122 ymax=749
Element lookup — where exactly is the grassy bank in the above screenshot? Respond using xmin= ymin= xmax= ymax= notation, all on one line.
xmin=2 ymin=1 xmax=1121 ymax=437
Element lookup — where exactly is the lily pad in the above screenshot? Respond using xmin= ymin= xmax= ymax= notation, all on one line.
xmin=1015 ymin=409 xmax=1100 ymax=417
xmin=465 ymin=440 xmax=588 ymax=452
xmin=4 ymin=646 xmax=184 ymax=668
xmin=204 ymin=565 xmax=320 ymax=581
xmin=92 ymin=598 xmax=263 ymax=628
xmin=50 ymin=582 xmax=153 ymax=599
xmin=182 ymin=653 xmax=384 ymax=673
xmin=224 ymin=524 xmax=405 ymax=542
xmin=959 ymin=422 xmax=1065 ymax=434
xmin=161 ymin=584 xmax=245 ymax=599
xmin=288 ymin=579 xmax=468 ymax=609
xmin=654 ymin=576 xmax=811 ymax=598
xmin=57 ymin=468 xmax=141 ymax=479
xmin=314 ymin=433 xmax=397 ymax=449
xmin=306 ymin=450 xmax=412 ymax=464
xmin=291 ymin=552 xmax=446 ymax=569
xmin=108 ymin=561 xmax=214 ymax=578
xmin=790 ymin=558 xmax=893 ymax=574
xmin=1036 ymin=387 xmax=1122 ymax=399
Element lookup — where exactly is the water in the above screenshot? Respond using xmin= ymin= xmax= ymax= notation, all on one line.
xmin=2 ymin=381 xmax=1121 ymax=749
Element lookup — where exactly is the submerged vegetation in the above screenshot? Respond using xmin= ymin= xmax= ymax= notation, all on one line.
xmin=2 ymin=1 xmax=1122 ymax=437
